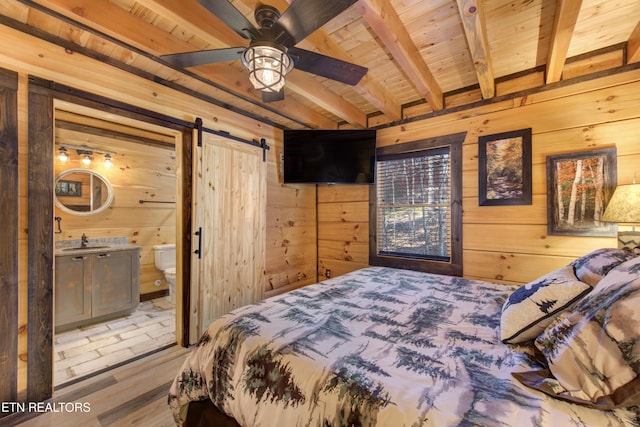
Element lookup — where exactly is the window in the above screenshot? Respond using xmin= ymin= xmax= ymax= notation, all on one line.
xmin=369 ymin=133 xmax=464 ymax=276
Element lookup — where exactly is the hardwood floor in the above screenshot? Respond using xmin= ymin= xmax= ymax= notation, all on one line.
xmin=6 ymin=345 xmax=191 ymax=427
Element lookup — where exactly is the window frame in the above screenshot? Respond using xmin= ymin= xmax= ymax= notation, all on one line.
xmin=369 ymin=132 xmax=465 ymax=276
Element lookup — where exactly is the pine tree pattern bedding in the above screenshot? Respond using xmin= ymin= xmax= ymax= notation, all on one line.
xmin=168 ymin=266 xmax=640 ymax=426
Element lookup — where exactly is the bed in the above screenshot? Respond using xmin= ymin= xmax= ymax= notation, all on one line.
xmin=168 ymin=249 xmax=640 ymax=426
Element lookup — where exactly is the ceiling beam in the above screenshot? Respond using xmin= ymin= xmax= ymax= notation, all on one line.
xmin=628 ymin=21 xmax=640 ymax=64
xmin=355 ymin=0 xmax=443 ymax=111
xmin=351 ymin=74 xmax=402 ymax=121
xmin=456 ymin=0 xmax=494 ymax=99
xmin=546 ymin=0 xmax=583 ymax=83
xmin=285 ymin=72 xmax=368 ymax=128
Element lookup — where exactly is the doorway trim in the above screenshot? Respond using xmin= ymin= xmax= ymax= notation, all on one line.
xmin=0 ymin=67 xmax=19 ymax=404
xmin=27 ymin=76 xmax=194 ymax=401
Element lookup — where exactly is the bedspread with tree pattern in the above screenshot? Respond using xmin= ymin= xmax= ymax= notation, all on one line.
xmin=168 ymin=267 xmax=639 ymax=426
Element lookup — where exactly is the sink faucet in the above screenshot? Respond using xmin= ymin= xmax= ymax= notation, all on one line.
xmin=81 ymin=233 xmax=89 ymax=248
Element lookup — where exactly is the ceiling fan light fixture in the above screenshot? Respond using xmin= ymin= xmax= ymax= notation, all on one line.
xmin=242 ymin=44 xmax=293 ymax=93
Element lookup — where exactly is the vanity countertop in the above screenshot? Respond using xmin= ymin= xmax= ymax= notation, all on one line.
xmin=55 ymin=243 xmax=140 ymax=256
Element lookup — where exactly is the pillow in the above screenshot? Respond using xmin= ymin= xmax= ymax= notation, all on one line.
xmin=500 ymin=266 xmax=592 ymax=344
xmin=521 ymin=255 xmax=640 ymax=407
xmin=569 ymin=248 xmax=636 ymax=286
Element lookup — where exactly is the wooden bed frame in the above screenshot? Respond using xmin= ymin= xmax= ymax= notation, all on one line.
xmin=184 ymin=400 xmax=240 ymax=427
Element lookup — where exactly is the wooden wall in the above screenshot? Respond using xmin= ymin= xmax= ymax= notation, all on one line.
xmin=53 ymin=136 xmax=177 ymax=297
xmin=318 ymin=67 xmax=640 ymax=285
xmin=265 ymin=140 xmax=318 ymax=298
xmin=317 ymin=185 xmax=369 ymax=279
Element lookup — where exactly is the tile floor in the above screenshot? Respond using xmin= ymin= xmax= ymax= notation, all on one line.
xmin=54 ymin=296 xmax=176 ymax=387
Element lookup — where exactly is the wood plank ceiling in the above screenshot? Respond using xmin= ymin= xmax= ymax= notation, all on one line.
xmin=1 ymin=0 xmax=639 ymax=130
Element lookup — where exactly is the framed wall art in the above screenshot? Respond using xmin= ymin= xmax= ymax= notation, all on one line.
xmin=478 ymin=128 xmax=532 ymax=206
xmin=55 ymin=179 xmax=82 ymax=197
xmin=546 ymin=147 xmax=617 ymax=236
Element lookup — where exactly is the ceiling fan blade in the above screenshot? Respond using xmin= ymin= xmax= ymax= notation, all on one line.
xmin=288 ymin=47 xmax=367 ymax=86
xmin=273 ymin=0 xmax=358 ymax=47
xmin=197 ymin=0 xmax=256 ymax=39
xmin=161 ymin=47 xmax=244 ymax=68
xmin=262 ymin=90 xmax=285 ymax=103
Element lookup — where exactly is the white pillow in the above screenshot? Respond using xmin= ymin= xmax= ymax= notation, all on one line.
xmin=500 ymin=266 xmax=591 ymax=344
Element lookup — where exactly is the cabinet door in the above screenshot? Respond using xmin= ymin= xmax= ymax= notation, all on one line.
xmin=55 ymin=255 xmax=91 ymax=327
xmin=92 ymin=249 xmax=140 ymax=318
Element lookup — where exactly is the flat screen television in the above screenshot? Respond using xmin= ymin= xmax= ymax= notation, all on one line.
xmin=283 ymin=129 xmax=377 ymax=184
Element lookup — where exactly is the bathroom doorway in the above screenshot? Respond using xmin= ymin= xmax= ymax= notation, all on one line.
xmin=51 ymin=101 xmax=181 ymax=387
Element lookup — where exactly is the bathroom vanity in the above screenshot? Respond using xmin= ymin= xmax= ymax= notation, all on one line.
xmin=54 ymin=245 xmax=140 ymax=331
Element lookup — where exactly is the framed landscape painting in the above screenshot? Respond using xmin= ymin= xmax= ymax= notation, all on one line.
xmin=478 ymin=128 xmax=532 ymax=206
xmin=546 ymin=148 xmax=617 ymax=236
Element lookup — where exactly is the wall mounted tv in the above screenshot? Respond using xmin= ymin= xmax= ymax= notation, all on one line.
xmin=283 ymin=129 xmax=377 ymax=184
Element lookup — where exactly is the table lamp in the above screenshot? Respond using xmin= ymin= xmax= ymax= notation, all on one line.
xmin=602 ymin=182 xmax=640 ymax=251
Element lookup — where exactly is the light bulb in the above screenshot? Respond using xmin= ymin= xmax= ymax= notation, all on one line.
xmin=58 ymin=147 xmax=69 ymax=162
xmin=261 ymin=68 xmax=275 ymax=85
xmin=104 ymin=154 xmax=113 ymax=167
xmin=82 ymin=153 xmax=91 ymax=165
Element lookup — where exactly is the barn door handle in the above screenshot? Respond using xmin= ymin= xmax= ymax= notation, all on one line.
xmin=194 ymin=227 xmax=202 ymax=259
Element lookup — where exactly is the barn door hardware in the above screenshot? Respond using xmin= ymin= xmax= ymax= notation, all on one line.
xmin=195 ymin=118 xmax=203 ymax=147
xmin=260 ymin=138 xmax=269 ymax=162
xmin=194 ymin=227 xmax=202 ymax=259
xmin=194 ymin=117 xmax=269 ymax=156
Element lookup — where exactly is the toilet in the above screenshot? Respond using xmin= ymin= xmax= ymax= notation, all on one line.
xmin=153 ymin=244 xmax=176 ymax=304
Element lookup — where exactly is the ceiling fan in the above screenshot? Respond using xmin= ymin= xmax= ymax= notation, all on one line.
xmin=161 ymin=0 xmax=368 ymax=102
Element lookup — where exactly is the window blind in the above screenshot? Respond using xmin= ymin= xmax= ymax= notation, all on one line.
xmin=376 ymin=147 xmax=451 ymax=261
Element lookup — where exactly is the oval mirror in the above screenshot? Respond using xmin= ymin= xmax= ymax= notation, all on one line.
xmin=54 ymin=168 xmax=114 ymax=216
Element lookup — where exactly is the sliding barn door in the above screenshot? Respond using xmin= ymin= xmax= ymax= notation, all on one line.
xmin=190 ymin=132 xmax=266 ymax=342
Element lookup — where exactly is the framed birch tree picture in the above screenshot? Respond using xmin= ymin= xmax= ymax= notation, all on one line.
xmin=546 ymin=148 xmax=617 ymax=236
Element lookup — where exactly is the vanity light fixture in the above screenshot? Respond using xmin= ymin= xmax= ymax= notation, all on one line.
xmin=58 ymin=146 xmax=69 ymax=162
xmin=55 ymin=142 xmax=116 ymax=167
xmin=81 ymin=151 xmax=92 ymax=165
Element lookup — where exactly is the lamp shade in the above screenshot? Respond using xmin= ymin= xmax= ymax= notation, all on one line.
xmin=602 ymin=183 xmax=640 ymax=223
